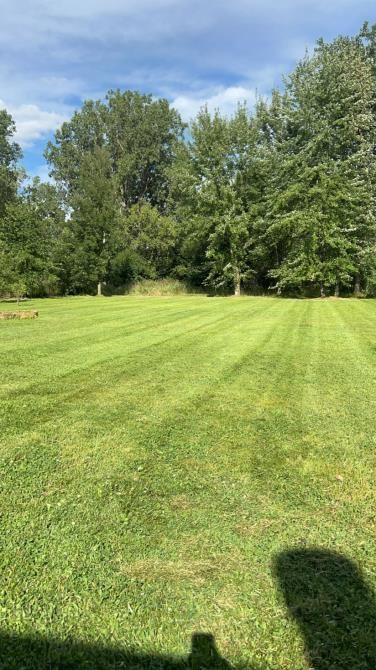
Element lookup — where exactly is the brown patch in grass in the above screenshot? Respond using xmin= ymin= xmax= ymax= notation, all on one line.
xmin=169 ymin=494 xmax=191 ymax=510
xmin=121 ymin=549 xmax=246 ymax=584
xmin=120 ymin=558 xmax=219 ymax=584
xmin=236 ymin=517 xmax=275 ymax=537
xmin=214 ymin=584 xmax=240 ymax=611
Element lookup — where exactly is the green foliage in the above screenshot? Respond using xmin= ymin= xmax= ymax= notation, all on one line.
xmin=43 ymin=90 xmax=185 ymax=294
xmin=0 ymin=109 xmax=22 ymax=217
xmin=107 ymin=203 xmax=178 ymax=288
xmin=264 ymin=36 xmax=376 ymax=295
xmin=44 ymin=99 xmax=107 ymax=194
xmin=106 ymin=90 xmax=185 ymax=211
xmin=46 ymin=90 xmax=185 ymax=212
xmin=170 ymin=105 xmax=264 ymax=294
xmin=125 ymin=203 xmax=178 ymax=276
xmin=0 ymin=199 xmax=55 ymax=299
xmin=66 ymin=145 xmax=120 ymax=293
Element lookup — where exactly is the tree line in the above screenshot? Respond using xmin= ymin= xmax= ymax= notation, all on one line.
xmin=1 ymin=23 xmax=376 ymax=299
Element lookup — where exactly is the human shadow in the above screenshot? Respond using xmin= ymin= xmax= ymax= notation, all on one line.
xmin=274 ymin=548 xmax=376 ymax=670
xmin=0 ymin=630 xmax=240 ymax=670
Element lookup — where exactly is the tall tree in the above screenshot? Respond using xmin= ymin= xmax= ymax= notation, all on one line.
xmin=264 ymin=36 xmax=376 ymax=295
xmin=68 ymin=145 xmax=119 ymax=295
xmin=106 ymin=90 xmax=185 ymax=211
xmin=45 ymin=100 xmax=107 ymax=197
xmin=171 ymin=105 xmax=264 ymax=294
xmin=45 ymin=91 xmax=184 ymax=294
xmin=46 ymin=91 xmax=185 ymax=212
xmin=0 ymin=109 xmax=22 ymax=217
xmin=23 ymin=178 xmax=68 ymax=294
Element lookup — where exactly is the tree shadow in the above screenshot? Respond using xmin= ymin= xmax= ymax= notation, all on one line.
xmin=0 ymin=630 xmax=240 ymax=670
xmin=274 ymin=548 xmax=376 ymax=670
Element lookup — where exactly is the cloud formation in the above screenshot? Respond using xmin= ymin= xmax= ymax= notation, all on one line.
xmin=173 ymin=86 xmax=258 ymax=121
xmin=0 ymin=101 xmax=68 ymax=147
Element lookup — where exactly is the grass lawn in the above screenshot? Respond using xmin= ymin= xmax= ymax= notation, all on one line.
xmin=0 ymin=296 xmax=375 ymax=669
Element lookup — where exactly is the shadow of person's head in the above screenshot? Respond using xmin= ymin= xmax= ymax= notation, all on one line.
xmin=188 ymin=633 xmax=233 ymax=669
xmin=274 ymin=548 xmax=376 ymax=670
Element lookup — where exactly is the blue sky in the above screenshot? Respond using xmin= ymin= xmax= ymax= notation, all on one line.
xmin=0 ymin=0 xmax=374 ymax=179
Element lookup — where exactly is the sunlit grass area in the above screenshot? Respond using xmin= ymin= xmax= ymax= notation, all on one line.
xmin=0 ymin=296 xmax=375 ymax=669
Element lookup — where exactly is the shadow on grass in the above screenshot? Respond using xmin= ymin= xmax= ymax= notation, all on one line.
xmin=1 ymin=550 xmax=375 ymax=669
xmin=0 ymin=631 xmax=239 ymax=670
xmin=274 ymin=548 xmax=376 ymax=670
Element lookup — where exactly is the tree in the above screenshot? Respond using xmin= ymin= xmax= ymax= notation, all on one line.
xmin=45 ymin=91 xmax=185 ymax=294
xmin=126 ymin=203 xmax=177 ymax=277
xmin=68 ymin=145 xmax=119 ymax=295
xmin=45 ymin=100 xmax=107 ymax=197
xmin=5 ymin=28 xmax=376 ymax=299
xmin=361 ymin=22 xmax=376 ymax=77
xmin=170 ymin=105 xmax=263 ymax=295
xmin=23 ymin=178 xmax=68 ymax=295
xmin=107 ymin=203 xmax=177 ymax=287
xmin=0 ymin=109 xmax=22 ymax=217
xmin=0 ymin=200 xmax=53 ymax=300
xmin=46 ymin=91 xmax=185 ymax=212
xmin=264 ymin=36 xmax=376 ymax=295
xmin=106 ymin=90 xmax=185 ymax=211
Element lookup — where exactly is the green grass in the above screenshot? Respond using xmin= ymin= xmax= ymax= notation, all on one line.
xmin=0 ymin=296 xmax=375 ymax=669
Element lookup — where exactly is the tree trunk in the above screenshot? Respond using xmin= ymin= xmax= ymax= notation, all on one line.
xmin=320 ymin=284 xmax=325 ymax=298
xmin=97 ymin=282 xmax=102 ymax=297
xmin=234 ymin=268 xmax=241 ymax=297
xmin=334 ymin=284 xmax=340 ymax=298
xmin=354 ymin=275 xmax=361 ymax=297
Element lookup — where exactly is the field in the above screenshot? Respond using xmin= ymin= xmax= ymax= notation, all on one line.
xmin=0 ymin=296 xmax=375 ymax=669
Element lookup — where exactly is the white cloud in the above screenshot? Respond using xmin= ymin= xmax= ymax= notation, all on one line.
xmin=172 ymin=86 xmax=259 ymax=121
xmin=162 ymin=65 xmax=280 ymax=114
xmin=0 ymin=100 xmax=67 ymax=147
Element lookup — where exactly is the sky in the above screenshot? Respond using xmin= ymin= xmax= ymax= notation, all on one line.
xmin=0 ymin=0 xmax=375 ymax=180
